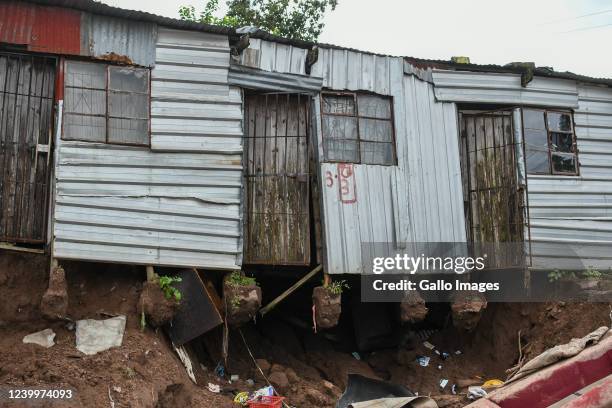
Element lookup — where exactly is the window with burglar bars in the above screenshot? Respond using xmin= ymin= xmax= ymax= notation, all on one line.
xmin=320 ymin=92 xmax=396 ymax=165
xmin=522 ymin=109 xmax=578 ymax=175
xmin=63 ymin=61 xmax=150 ymax=146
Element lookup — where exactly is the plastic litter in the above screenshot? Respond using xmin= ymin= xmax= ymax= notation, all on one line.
xmin=23 ymin=328 xmax=56 ymax=348
xmin=214 ymin=362 xmax=225 ymax=378
xmin=482 ymin=379 xmax=504 ymax=388
xmin=437 ymin=365 xmax=442 ymax=370
xmin=455 ymin=350 xmax=462 ymax=355
xmin=439 ymin=379 xmax=449 ymax=389
xmin=417 ymin=356 xmax=430 ymax=367
xmin=246 ymin=379 xmax=255 ymax=387
xmin=207 ymin=383 xmax=221 ymax=393
xmin=247 ymin=395 xmax=285 ymax=408
xmin=252 ymin=386 xmax=274 ymax=398
xmin=230 ymin=374 xmax=240 ymax=382
xmin=467 ymin=386 xmax=487 ymax=400
xmin=441 ymin=352 xmax=450 ymax=360
xmin=451 ymin=384 xmax=457 ymax=395
xmin=234 ymin=391 xmax=250 ymax=405
xmin=352 ymin=352 xmax=362 ymax=360
xmin=423 ymin=341 xmax=435 ymax=350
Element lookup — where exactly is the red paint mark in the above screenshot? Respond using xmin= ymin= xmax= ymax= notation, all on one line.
xmin=55 ymin=57 xmax=65 ymax=102
xmin=338 ymin=164 xmax=357 ymax=204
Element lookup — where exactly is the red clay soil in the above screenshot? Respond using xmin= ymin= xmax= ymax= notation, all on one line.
xmin=0 ymin=254 xmax=234 ymax=408
xmin=0 ymin=251 xmax=610 ymax=408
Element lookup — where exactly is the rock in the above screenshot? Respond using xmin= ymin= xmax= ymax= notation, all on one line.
xmin=23 ymin=328 xmax=56 ymax=348
xmin=306 ymin=388 xmax=332 ymax=406
xmin=322 ymin=380 xmax=342 ymax=398
xmin=312 ymin=286 xmax=341 ymax=329
xmin=75 ymin=315 xmax=126 ymax=355
xmin=268 ymin=371 xmax=289 ymax=392
xmin=400 ymin=291 xmax=428 ymax=323
xmin=285 ymin=367 xmax=299 ymax=384
xmin=223 ymin=276 xmax=262 ymax=327
xmin=40 ymin=267 xmax=68 ymax=320
xmin=255 ymin=359 xmax=271 ymax=374
xmin=451 ymin=291 xmax=487 ymax=331
xmin=270 ymin=363 xmax=285 ymax=374
xmin=137 ymin=282 xmax=179 ymax=327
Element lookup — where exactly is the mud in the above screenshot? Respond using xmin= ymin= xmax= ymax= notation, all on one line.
xmin=313 ymin=286 xmax=341 ymax=329
xmin=40 ymin=266 xmax=69 ymax=320
xmin=400 ymin=290 xmax=429 ymax=323
xmin=137 ymin=281 xmax=179 ymax=328
xmin=451 ymin=291 xmax=488 ymax=331
xmin=223 ymin=278 xmax=261 ymax=327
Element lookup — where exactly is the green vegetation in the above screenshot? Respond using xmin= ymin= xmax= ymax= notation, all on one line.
xmin=227 ymin=270 xmax=257 ymax=287
xmin=324 ymin=279 xmax=349 ymax=295
xmin=548 ymin=266 xmax=604 ymax=283
xmin=179 ymin=0 xmax=338 ymax=42
xmin=157 ymin=276 xmax=183 ymax=302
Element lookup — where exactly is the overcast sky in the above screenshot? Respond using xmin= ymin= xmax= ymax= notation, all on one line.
xmin=102 ymin=0 xmax=611 ymax=78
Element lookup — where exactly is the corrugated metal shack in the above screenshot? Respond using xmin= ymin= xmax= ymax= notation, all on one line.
xmin=1 ymin=0 xmax=611 ymax=274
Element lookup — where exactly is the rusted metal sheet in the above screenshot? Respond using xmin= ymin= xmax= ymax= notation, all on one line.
xmin=0 ymin=52 xmax=55 ymax=243
xmin=0 ymin=1 xmax=81 ymax=55
xmin=244 ymin=93 xmax=311 ymax=265
xmin=0 ymin=1 xmax=156 ymax=67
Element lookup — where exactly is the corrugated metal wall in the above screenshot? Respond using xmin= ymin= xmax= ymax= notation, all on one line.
xmin=528 ymin=84 xmax=612 ymax=269
xmin=314 ymin=55 xmax=466 ymax=275
xmin=0 ymin=1 xmax=156 ymax=67
xmin=53 ymin=28 xmax=243 ymax=269
xmin=432 ymin=70 xmax=579 ymax=108
xmin=430 ymin=69 xmax=612 ymax=270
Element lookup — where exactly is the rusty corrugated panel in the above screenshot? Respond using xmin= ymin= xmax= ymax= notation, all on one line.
xmin=84 ymin=14 xmax=157 ymax=67
xmin=0 ymin=1 xmax=81 ymax=55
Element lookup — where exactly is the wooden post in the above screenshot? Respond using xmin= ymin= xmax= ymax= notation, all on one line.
xmin=259 ymin=265 xmax=323 ymax=317
xmin=146 ymin=265 xmax=157 ymax=282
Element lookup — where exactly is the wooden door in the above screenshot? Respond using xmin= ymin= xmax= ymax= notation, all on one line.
xmin=244 ymin=93 xmax=310 ymax=265
xmin=459 ymin=110 xmax=525 ymax=267
xmin=0 ymin=53 xmax=55 ymax=243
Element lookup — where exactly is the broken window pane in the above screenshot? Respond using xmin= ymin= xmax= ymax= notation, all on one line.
xmin=547 ymin=112 xmax=572 ymax=132
xmin=360 ymin=141 xmax=393 ymax=165
xmin=109 ymin=67 xmax=149 ymax=93
xmin=359 ymin=118 xmax=393 ymax=142
xmin=551 ymin=132 xmax=573 ymax=153
xmin=523 ymin=109 xmax=545 ymax=130
xmin=552 ymin=152 xmax=577 ymax=174
xmin=357 ymin=94 xmax=391 ymax=119
xmin=322 ymin=95 xmax=355 ymax=115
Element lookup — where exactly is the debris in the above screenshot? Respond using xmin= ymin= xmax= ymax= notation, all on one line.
xmin=437 ymin=365 xmax=442 ymax=370
xmin=112 ymin=386 xmax=122 ymax=393
xmin=451 ymin=384 xmax=457 ymax=395
xmin=441 ymin=352 xmax=450 ymax=360
xmin=439 ymin=379 xmax=448 ymax=389
xmin=337 ymin=374 xmax=437 ymax=408
xmin=246 ymin=395 xmax=285 ymax=408
xmin=207 ymin=383 xmax=221 ymax=393
xmin=108 ymin=386 xmax=115 ymax=408
xmin=268 ymin=371 xmax=289 ymax=392
xmin=467 ymin=386 xmax=487 ymax=400
xmin=482 ymin=379 xmax=504 ymax=389
xmin=40 ymin=266 xmax=68 ymax=320
xmin=173 ymin=343 xmax=197 ymax=384
xmin=234 ymin=391 xmax=250 ymax=405
xmin=22 ymin=328 xmax=56 ymax=348
xmin=423 ymin=341 xmax=435 ymax=350
xmin=508 ymin=326 xmax=609 ymax=382
xmin=252 ymin=386 xmax=274 ymax=398
xmin=352 ymin=352 xmax=362 ymax=360
xmin=455 ymin=350 xmax=462 ymax=355
xmin=230 ymin=374 xmax=240 ymax=382
xmin=247 ymin=379 xmax=255 ymax=387
xmin=214 ymin=362 xmax=225 ymax=378
xmin=417 ymin=356 xmax=430 ymax=367
xmin=76 ymin=316 xmax=126 ymax=355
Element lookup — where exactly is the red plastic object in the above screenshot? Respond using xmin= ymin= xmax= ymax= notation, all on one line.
xmin=247 ymin=396 xmax=285 ymax=408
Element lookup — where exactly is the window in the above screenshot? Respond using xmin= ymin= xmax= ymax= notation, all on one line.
xmin=522 ymin=109 xmax=578 ymax=175
xmin=321 ymin=92 xmax=396 ymax=165
xmin=63 ymin=61 xmax=150 ymax=146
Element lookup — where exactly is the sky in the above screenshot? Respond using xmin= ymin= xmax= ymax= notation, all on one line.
xmin=101 ymin=0 xmax=612 ymax=78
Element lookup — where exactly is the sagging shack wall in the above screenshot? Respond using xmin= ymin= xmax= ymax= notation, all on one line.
xmin=237 ymin=41 xmax=467 ymax=274
xmin=53 ymin=28 xmax=243 ymax=269
xmin=432 ymin=70 xmax=612 ymax=270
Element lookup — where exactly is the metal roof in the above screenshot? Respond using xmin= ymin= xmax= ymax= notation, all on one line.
xmin=18 ymin=0 xmax=612 ymax=87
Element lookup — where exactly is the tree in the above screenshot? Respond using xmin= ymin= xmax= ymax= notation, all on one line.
xmin=179 ymin=0 xmax=338 ymax=42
